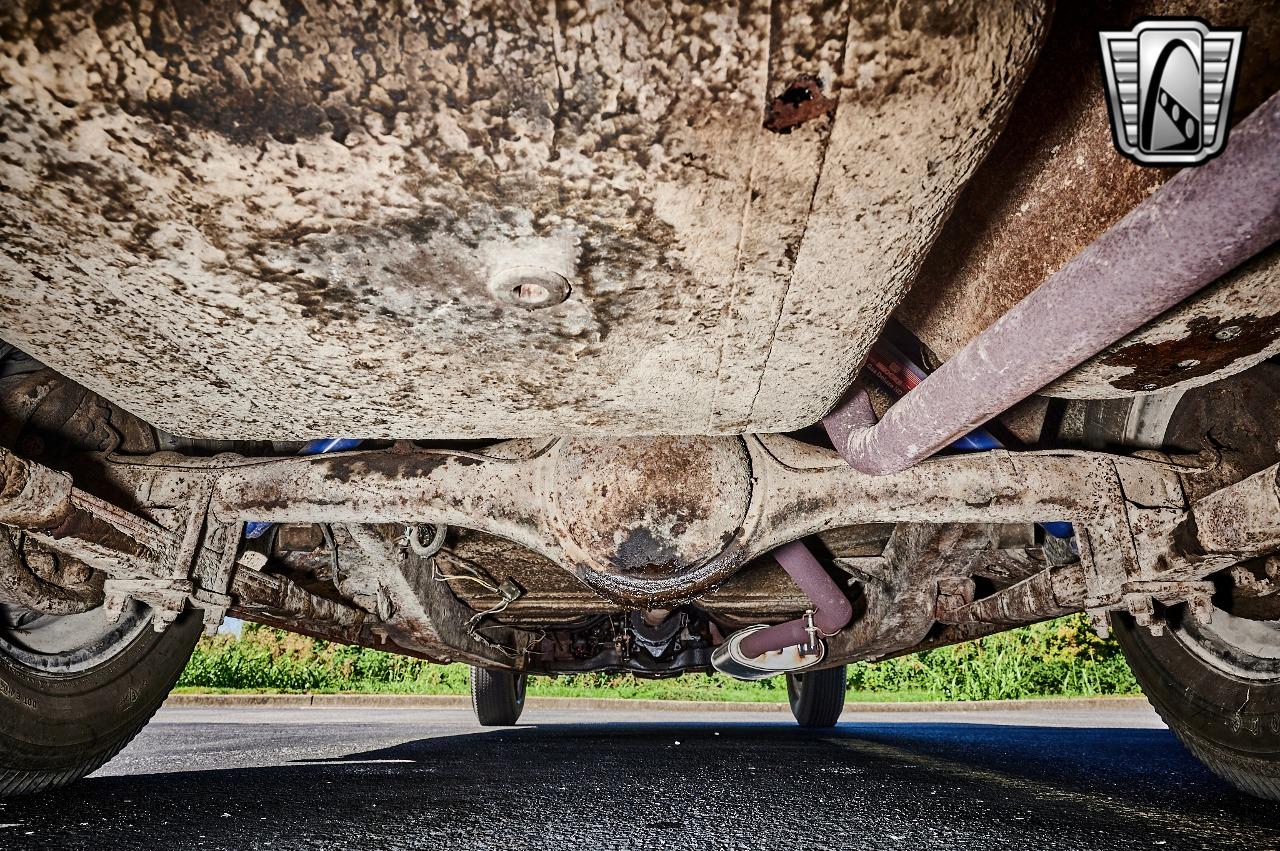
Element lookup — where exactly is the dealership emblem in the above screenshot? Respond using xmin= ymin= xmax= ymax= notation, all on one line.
xmin=1098 ymin=19 xmax=1244 ymax=165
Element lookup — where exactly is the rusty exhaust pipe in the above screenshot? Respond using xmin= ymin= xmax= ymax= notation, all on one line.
xmin=824 ymin=93 xmax=1280 ymax=476
xmin=711 ymin=540 xmax=853 ymax=680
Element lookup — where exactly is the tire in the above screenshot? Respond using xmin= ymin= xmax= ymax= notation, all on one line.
xmin=470 ymin=666 xmax=526 ymax=726
xmin=0 ymin=605 xmax=202 ymax=797
xmin=1114 ymin=610 xmax=1280 ymax=800
xmin=786 ymin=665 xmax=847 ymax=728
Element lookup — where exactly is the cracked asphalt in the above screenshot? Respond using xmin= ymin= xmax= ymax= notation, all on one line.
xmin=0 ymin=703 xmax=1275 ymax=850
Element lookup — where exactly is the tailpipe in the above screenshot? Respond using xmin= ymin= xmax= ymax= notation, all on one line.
xmin=711 ymin=540 xmax=853 ymax=680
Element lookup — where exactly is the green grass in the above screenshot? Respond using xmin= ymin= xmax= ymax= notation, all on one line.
xmin=177 ymin=613 xmax=1140 ymax=703
xmin=169 ymin=684 xmax=941 ymax=703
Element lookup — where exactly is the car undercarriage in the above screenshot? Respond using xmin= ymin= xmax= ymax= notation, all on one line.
xmin=1 ymin=0 xmax=1279 ymax=801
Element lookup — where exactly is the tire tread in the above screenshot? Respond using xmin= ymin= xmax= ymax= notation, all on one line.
xmin=788 ymin=665 xmax=847 ymax=728
xmin=470 ymin=666 xmax=525 ymax=726
xmin=1139 ymin=685 xmax=1280 ymax=801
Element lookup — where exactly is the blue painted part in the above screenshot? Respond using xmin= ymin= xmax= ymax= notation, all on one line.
xmin=242 ymin=520 xmax=274 ymax=540
xmin=300 ymin=438 xmax=365 ymax=455
xmin=1039 ymin=521 xmax=1076 ymax=539
xmin=949 ymin=430 xmax=1001 ymax=452
xmin=243 ymin=438 xmax=365 ymax=539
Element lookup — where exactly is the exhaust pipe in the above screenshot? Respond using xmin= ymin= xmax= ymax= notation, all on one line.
xmin=824 ymin=92 xmax=1280 ymax=476
xmin=712 ymin=540 xmax=853 ymax=680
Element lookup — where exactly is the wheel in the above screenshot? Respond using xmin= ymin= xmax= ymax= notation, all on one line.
xmin=1114 ymin=607 xmax=1280 ymax=799
xmin=1068 ymin=362 xmax=1280 ymax=799
xmin=0 ymin=600 xmax=202 ymax=797
xmin=786 ymin=665 xmax=847 ymax=728
xmin=470 ymin=666 xmax=527 ymax=726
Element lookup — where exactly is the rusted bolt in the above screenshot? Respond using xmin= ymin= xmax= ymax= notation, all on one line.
xmin=1189 ymin=592 xmax=1214 ymax=625
xmin=1214 ymin=325 xmax=1243 ymax=341
xmin=1176 ymin=358 xmax=1201 ymax=370
xmin=488 ymin=267 xmax=570 ymax=310
xmin=102 ymin=591 xmax=128 ymax=624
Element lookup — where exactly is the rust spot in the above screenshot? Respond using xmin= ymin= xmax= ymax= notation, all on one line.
xmin=763 ymin=75 xmax=837 ymax=134
xmin=550 ymin=437 xmax=751 ymax=586
xmin=611 ymin=527 xmax=682 ymax=576
xmin=1101 ymin=312 xmax=1280 ymax=391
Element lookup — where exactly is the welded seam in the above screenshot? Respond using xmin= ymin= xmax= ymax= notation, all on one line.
xmin=706 ymin=1 xmax=771 ymax=432
xmin=546 ymin=0 xmax=567 ymax=162
xmin=706 ymin=125 xmax=764 ymax=431
xmin=742 ymin=0 xmax=853 ymax=425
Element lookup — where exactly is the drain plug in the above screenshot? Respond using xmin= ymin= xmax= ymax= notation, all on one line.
xmin=488 ymin=267 xmax=570 ymax=309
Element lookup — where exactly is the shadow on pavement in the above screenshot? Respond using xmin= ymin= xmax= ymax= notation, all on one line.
xmin=1 ymin=721 xmax=1276 ymax=850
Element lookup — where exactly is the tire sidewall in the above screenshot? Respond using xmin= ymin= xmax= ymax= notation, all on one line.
xmin=0 ymin=611 xmax=201 ymax=774
xmin=513 ymin=673 xmax=527 ymax=711
xmin=786 ymin=672 xmax=803 ymax=714
xmin=1114 ymin=611 xmax=1280 ymax=761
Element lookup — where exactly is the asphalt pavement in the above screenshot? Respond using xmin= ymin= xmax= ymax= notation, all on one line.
xmin=0 ymin=702 xmax=1275 ymax=850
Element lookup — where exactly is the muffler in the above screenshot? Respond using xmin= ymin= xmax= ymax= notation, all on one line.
xmin=712 ymin=540 xmax=853 ymax=680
